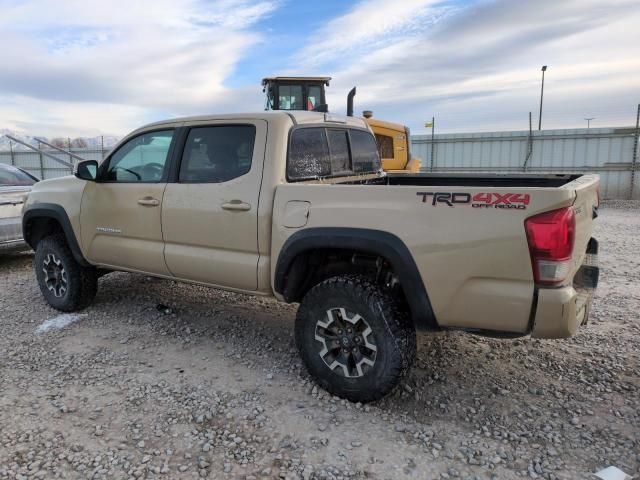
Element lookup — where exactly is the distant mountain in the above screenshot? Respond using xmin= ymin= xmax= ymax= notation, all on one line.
xmin=0 ymin=128 xmax=44 ymax=151
xmin=0 ymin=129 xmax=120 ymax=151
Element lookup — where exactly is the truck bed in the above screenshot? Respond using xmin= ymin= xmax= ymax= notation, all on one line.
xmin=346 ymin=173 xmax=581 ymax=188
xmin=272 ymin=173 xmax=599 ymax=335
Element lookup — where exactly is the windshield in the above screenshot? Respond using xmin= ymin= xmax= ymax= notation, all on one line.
xmin=0 ymin=165 xmax=37 ymax=187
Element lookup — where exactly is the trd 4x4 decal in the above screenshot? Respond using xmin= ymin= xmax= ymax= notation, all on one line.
xmin=417 ymin=192 xmax=530 ymax=209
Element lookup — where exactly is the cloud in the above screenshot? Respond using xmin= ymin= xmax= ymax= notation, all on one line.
xmin=0 ymin=0 xmax=278 ymax=136
xmin=1 ymin=95 xmax=150 ymax=138
xmin=294 ymin=0 xmax=640 ymax=132
xmin=1 ymin=0 xmax=638 ymax=136
xmin=293 ymin=0 xmax=457 ymax=70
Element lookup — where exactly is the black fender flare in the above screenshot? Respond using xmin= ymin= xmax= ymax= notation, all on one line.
xmin=22 ymin=203 xmax=90 ymax=267
xmin=274 ymin=227 xmax=438 ymax=330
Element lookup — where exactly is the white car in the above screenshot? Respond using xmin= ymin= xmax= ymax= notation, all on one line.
xmin=0 ymin=163 xmax=38 ymax=252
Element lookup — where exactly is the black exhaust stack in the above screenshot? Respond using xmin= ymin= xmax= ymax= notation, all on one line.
xmin=346 ymin=87 xmax=356 ymax=116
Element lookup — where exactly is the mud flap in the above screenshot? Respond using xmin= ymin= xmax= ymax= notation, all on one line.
xmin=575 ymin=238 xmax=599 ymax=326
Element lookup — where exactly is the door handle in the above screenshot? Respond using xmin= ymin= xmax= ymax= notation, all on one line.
xmin=137 ymin=197 xmax=160 ymax=207
xmin=222 ymin=200 xmax=251 ymax=211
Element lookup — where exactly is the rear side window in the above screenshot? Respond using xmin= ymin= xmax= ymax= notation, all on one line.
xmin=288 ymin=127 xmax=380 ymax=181
xmin=179 ymin=125 xmax=256 ymax=183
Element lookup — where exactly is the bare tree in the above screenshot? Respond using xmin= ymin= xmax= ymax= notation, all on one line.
xmin=50 ymin=138 xmax=68 ymax=149
xmin=71 ymin=138 xmax=88 ymax=148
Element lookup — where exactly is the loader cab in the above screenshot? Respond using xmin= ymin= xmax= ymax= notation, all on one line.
xmin=262 ymin=77 xmax=331 ymax=112
xmin=261 ymin=75 xmax=421 ymax=172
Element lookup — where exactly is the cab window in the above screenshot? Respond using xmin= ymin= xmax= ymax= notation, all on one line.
xmin=327 ymin=129 xmax=350 ymax=173
xmin=105 ymin=130 xmax=174 ymax=182
xmin=350 ymin=130 xmax=380 ymax=173
xmin=179 ymin=125 xmax=256 ymax=183
xmin=375 ymin=134 xmax=394 ymax=159
xmin=278 ymin=85 xmax=303 ymax=110
xmin=287 ymin=128 xmax=331 ymax=180
xmin=307 ymin=85 xmax=322 ymax=110
xmin=287 ymin=127 xmax=380 ymax=181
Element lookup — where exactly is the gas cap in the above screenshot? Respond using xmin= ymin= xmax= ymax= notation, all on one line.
xmin=282 ymin=201 xmax=310 ymax=228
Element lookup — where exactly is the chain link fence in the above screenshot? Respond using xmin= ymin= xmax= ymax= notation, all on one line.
xmin=411 ymin=126 xmax=639 ymax=200
xmin=0 ymin=147 xmax=109 ymax=180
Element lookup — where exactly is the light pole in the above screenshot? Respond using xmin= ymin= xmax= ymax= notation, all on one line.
xmin=538 ymin=65 xmax=547 ymax=130
xmin=538 ymin=65 xmax=547 ymax=131
xmin=425 ymin=118 xmax=435 ymax=171
xmin=584 ymin=117 xmax=595 ymax=129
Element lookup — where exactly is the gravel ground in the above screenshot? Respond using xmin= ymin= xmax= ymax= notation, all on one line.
xmin=0 ymin=202 xmax=638 ymax=480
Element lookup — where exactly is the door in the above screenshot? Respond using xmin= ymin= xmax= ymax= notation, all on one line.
xmin=161 ymin=120 xmax=267 ymax=291
xmin=1 ymin=165 xmax=36 ymax=245
xmin=80 ymin=128 xmax=176 ymax=275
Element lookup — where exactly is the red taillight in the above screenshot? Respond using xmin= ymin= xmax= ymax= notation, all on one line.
xmin=525 ymin=207 xmax=576 ymax=286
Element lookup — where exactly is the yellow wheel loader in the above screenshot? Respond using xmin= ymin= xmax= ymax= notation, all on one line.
xmin=262 ymin=76 xmax=421 ymax=173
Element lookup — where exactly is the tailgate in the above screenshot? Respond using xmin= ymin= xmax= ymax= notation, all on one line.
xmin=562 ymin=174 xmax=599 ymax=275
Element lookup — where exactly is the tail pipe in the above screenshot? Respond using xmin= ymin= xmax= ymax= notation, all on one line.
xmin=347 ymin=87 xmax=356 ymax=116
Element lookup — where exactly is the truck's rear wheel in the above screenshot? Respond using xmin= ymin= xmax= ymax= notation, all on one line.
xmin=35 ymin=234 xmax=98 ymax=312
xmin=295 ymin=275 xmax=416 ymax=403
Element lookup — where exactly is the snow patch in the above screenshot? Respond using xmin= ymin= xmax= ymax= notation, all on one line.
xmin=36 ymin=313 xmax=87 ymax=334
xmin=594 ymin=467 xmax=634 ymax=480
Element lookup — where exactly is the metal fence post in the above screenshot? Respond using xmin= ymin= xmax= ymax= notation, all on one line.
xmin=67 ymin=137 xmax=73 ymax=175
xmin=430 ymin=117 xmax=435 ymax=171
xmin=37 ymin=140 xmax=44 ymax=179
xmin=524 ymin=112 xmax=533 ymax=171
xmin=9 ymin=141 xmax=15 ymax=165
xmin=631 ymin=103 xmax=639 ymax=200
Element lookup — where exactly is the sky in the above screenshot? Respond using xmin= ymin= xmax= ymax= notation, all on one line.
xmin=0 ymin=0 xmax=639 ymax=138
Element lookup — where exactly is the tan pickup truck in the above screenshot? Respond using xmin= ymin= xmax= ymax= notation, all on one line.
xmin=22 ymin=111 xmax=600 ymax=402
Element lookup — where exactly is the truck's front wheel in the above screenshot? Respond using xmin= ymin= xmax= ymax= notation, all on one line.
xmin=35 ymin=234 xmax=98 ymax=312
xmin=295 ymin=275 xmax=416 ymax=403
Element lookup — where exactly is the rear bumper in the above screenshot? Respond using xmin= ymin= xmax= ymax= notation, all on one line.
xmin=531 ymin=238 xmax=599 ymax=339
xmin=531 ymin=286 xmax=583 ymax=338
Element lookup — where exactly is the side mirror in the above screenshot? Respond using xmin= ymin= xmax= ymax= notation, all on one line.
xmin=74 ymin=160 xmax=98 ymax=181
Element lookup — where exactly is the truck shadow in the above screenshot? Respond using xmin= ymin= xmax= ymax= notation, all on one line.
xmin=92 ymin=271 xmax=609 ymax=433
xmin=0 ymin=251 xmax=33 ymax=270
xmin=6 ymin=251 xmax=629 ymax=463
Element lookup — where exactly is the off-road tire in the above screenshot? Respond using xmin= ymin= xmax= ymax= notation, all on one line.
xmin=295 ymin=275 xmax=416 ymax=403
xmin=35 ymin=234 xmax=98 ymax=312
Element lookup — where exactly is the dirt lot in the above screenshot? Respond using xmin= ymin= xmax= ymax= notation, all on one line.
xmin=0 ymin=202 xmax=638 ymax=480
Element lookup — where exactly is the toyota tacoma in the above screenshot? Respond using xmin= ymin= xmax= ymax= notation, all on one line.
xmin=22 ymin=111 xmax=600 ymax=402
